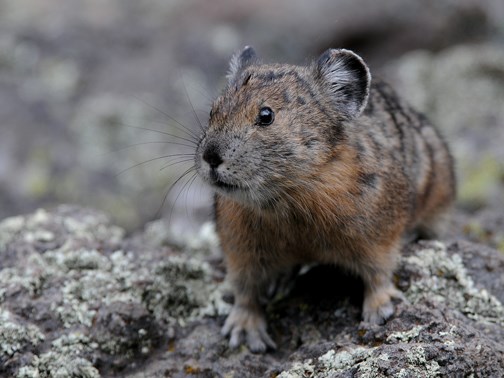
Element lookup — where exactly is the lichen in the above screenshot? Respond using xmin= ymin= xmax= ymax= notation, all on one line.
xmin=319 ymin=347 xmax=371 ymax=371
xmin=142 ymin=255 xmax=217 ymax=325
xmin=278 ymin=242 xmax=504 ymax=377
xmin=143 ymin=219 xmax=221 ymax=257
xmin=277 ymin=344 xmax=444 ymax=378
xmin=0 ymin=308 xmax=45 ymax=359
xmin=277 ymin=359 xmax=315 ymax=378
xmin=399 ymin=346 xmax=441 ymax=377
xmin=386 ymin=325 xmax=423 ymax=343
xmin=404 ymin=241 xmax=504 ymax=326
xmin=0 ymin=215 xmax=25 ymax=250
xmin=43 ymin=247 xmax=219 ymax=328
xmin=0 ymin=207 xmax=225 ymax=375
xmin=16 ymin=333 xmax=100 ymax=378
xmin=277 ymin=347 xmax=374 ymax=377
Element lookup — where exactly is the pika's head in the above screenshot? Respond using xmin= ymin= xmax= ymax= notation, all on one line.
xmin=196 ymin=46 xmax=371 ymax=207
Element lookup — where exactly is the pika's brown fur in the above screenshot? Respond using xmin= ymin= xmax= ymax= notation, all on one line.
xmin=195 ymin=47 xmax=456 ymax=353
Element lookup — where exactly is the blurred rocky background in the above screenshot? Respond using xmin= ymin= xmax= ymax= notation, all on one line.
xmin=0 ymin=0 xmax=503 ymax=236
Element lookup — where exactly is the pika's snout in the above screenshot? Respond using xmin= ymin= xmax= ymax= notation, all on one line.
xmin=197 ymin=139 xmax=241 ymax=193
xmin=202 ymin=143 xmax=223 ymax=170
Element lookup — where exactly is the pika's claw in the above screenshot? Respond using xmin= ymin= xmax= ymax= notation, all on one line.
xmin=222 ymin=305 xmax=276 ymax=353
xmin=363 ymin=298 xmax=394 ymax=324
xmin=362 ymin=285 xmax=406 ymax=325
xmin=228 ymin=326 xmax=243 ymax=349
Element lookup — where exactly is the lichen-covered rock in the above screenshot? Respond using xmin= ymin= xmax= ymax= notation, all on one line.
xmin=16 ymin=333 xmax=101 ymax=378
xmin=1 ymin=206 xmax=504 ymax=377
xmin=0 ymin=309 xmax=44 ymax=363
xmin=0 ymin=206 xmax=225 ymax=377
xmin=277 ymin=242 xmax=504 ymax=377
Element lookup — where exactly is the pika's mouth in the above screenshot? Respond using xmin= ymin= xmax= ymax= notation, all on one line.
xmin=213 ymin=178 xmax=241 ymax=192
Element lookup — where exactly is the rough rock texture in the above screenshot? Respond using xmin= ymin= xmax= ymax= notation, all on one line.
xmin=1 ymin=206 xmax=503 ymax=377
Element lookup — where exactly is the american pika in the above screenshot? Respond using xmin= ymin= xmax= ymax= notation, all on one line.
xmin=195 ymin=47 xmax=455 ymax=352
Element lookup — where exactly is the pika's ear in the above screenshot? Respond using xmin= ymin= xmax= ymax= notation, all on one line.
xmin=314 ymin=49 xmax=371 ymax=119
xmin=227 ymin=46 xmax=259 ymax=85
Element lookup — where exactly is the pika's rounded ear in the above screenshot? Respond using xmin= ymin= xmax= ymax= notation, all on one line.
xmin=227 ymin=46 xmax=259 ymax=85
xmin=313 ymin=49 xmax=371 ymax=119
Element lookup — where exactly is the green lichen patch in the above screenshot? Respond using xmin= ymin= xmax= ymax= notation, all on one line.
xmin=0 ymin=206 xmax=229 ymax=375
xmin=16 ymin=333 xmax=100 ymax=378
xmin=277 ymin=345 xmax=443 ymax=378
xmin=386 ymin=325 xmax=423 ymax=343
xmin=404 ymin=241 xmax=504 ymax=326
xmin=0 ymin=308 xmax=45 ymax=359
xmin=142 ymin=219 xmax=221 ymax=258
xmin=142 ymin=256 xmax=215 ymax=325
xmin=277 ymin=340 xmax=447 ymax=377
xmin=0 ymin=253 xmax=51 ymax=298
xmin=401 ymin=346 xmax=441 ymax=377
xmin=17 ymin=355 xmax=100 ymax=378
xmin=277 ymin=241 xmax=504 ymax=377
xmin=277 ymin=347 xmax=377 ymax=378
xmin=0 ymin=215 xmax=25 ymax=249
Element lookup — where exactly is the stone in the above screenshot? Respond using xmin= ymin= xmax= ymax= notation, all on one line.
xmin=1 ymin=206 xmax=503 ymax=377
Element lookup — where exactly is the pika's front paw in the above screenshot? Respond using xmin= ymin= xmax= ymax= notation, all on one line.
xmin=362 ymin=286 xmax=405 ymax=325
xmin=221 ymin=305 xmax=276 ymax=353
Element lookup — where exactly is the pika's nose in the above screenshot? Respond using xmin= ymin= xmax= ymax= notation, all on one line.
xmin=203 ymin=145 xmax=223 ymax=169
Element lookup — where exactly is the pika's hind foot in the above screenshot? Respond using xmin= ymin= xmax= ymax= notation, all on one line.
xmin=222 ymin=305 xmax=277 ymax=353
xmin=362 ymin=285 xmax=406 ymax=324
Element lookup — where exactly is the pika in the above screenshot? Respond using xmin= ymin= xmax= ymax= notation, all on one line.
xmin=195 ymin=46 xmax=455 ymax=352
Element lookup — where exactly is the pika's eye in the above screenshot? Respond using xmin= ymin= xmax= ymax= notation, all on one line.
xmin=256 ymin=107 xmax=275 ymax=126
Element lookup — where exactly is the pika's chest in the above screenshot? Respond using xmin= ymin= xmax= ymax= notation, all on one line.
xmin=216 ymin=200 xmax=360 ymax=264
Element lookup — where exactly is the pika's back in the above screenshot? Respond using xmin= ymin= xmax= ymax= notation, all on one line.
xmin=360 ymin=81 xmax=455 ymax=229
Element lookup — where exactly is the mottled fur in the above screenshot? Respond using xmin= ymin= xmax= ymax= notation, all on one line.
xmin=195 ymin=47 xmax=455 ymax=352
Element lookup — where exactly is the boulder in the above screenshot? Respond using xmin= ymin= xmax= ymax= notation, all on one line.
xmin=1 ymin=206 xmax=503 ymax=377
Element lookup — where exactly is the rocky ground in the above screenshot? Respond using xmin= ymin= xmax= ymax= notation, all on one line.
xmin=0 ymin=206 xmax=503 ymax=377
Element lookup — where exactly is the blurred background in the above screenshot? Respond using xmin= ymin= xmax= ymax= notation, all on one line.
xmin=0 ymin=0 xmax=503 ymax=235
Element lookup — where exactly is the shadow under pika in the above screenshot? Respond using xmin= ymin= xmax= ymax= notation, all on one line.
xmin=264 ymin=265 xmax=365 ymax=355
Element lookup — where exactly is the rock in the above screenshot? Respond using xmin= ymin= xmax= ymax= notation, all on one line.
xmin=1 ymin=206 xmax=503 ymax=377
xmin=0 ymin=206 xmax=226 ymax=377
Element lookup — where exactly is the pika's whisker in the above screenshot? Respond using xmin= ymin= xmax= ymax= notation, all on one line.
xmin=156 ymin=166 xmax=197 ymax=219
xmin=168 ymin=169 xmax=199 ymax=225
xmin=120 ymin=124 xmax=198 ymax=145
xmin=115 ymin=154 xmax=194 ymax=177
xmin=159 ymin=158 xmax=195 ymax=171
xmin=101 ymin=142 xmax=195 ymax=156
xmin=134 ymin=118 xmax=200 ymax=141
xmin=182 ymin=76 xmax=206 ymax=133
xmin=132 ymin=95 xmax=201 ymax=141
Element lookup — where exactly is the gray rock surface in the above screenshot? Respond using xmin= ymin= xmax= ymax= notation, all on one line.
xmin=1 ymin=206 xmax=503 ymax=377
